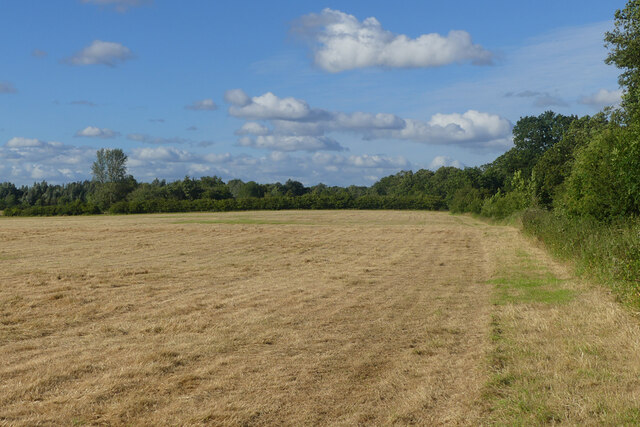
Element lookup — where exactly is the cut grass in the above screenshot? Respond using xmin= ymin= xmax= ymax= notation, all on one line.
xmin=0 ymin=211 xmax=492 ymax=425
xmin=482 ymin=223 xmax=640 ymax=425
xmin=3 ymin=210 xmax=640 ymax=425
xmin=172 ymin=218 xmax=304 ymax=225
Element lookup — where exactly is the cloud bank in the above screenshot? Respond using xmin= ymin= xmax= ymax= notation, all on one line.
xmin=226 ymin=89 xmax=512 ymax=152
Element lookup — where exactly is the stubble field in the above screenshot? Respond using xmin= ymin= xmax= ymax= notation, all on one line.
xmin=2 ymin=210 xmax=640 ymax=425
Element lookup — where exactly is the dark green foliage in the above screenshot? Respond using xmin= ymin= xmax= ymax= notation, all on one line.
xmin=531 ymin=114 xmax=609 ymax=207
xmin=560 ymin=121 xmax=640 ymax=219
xmin=605 ymin=0 xmax=640 ymax=118
xmin=449 ymin=186 xmax=485 ymax=214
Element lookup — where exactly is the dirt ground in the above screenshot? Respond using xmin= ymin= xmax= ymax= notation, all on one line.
xmin=1 ymin=211 xmax=640 ymax=425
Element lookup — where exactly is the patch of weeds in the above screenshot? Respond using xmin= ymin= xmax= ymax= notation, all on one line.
xmin=483 ymin=248 xmax=575 ymax=423
xmin=489 ymin=276 xmax=575 ymax=305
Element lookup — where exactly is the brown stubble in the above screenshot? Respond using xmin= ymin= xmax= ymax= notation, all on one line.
xmin=0 ymin=211 xmax=492 ymax=425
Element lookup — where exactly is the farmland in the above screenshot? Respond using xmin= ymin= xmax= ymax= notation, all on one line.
xmin=2 ymin=211 xmax=640 ymax=425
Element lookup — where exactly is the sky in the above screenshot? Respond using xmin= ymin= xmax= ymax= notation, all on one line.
xmin=0 ymin=0 xmax=628 ymax=186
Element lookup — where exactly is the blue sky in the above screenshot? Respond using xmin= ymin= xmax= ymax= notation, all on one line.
xmin=0 ymin=0 xmax=627 ymax=186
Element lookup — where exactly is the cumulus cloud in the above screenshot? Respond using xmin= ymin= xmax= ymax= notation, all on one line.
xmin=579 ymin=88 xmax=623 ymax=107
xmin=75 ymin=126 xmax=120 ymax=139
xmin=229 ymin=91 xmax=320 ymax=120
xmin=428 ymin=155 xmax=463 ymax=170
xmin=81 ymin=0 xmax=152 ymax=12
xmin=385 ymin=110 xmax=512 ymax=146
xmin=0 ymin=81 xmax=17 ymax=94
xmin=66 ymin=40 xmax=134 ymax=67
xmin=293 ymin=8 xmax=493 ymax=72
xmin=185 ymin=98 xmax=218 ymax=111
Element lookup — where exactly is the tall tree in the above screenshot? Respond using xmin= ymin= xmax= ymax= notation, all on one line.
xmin=605 ymin=0 xmax=640 ymax=118
xmin=91 ymin=148 xmax=131 ymax=209
xmin=92 ymin=148 xmax=128 ymax=183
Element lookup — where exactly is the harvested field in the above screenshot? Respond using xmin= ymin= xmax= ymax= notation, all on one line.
xmin=1 ymin=210 xmax=640 ymax=425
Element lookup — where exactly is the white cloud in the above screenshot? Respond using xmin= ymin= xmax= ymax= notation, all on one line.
xmin=429 ymin=155 xmax=463 ymax=170
xmin=579 ymin=88 xmax=623 ymax=107
xmin=185 ymin=98 xmax=218 ymax=111
xmin=238 ymin=135 xmax=345 ymax=152
xmin=372 ymin=110 xmax=512 ymax=149
xmin=229 ymin=92 xmax=317 ymax=120
xmin=0 ymin=81 xmax=17 ymax=94
xmin=81 ymin=0 xmax=152 ymax=12
xmin=293 ymin=8 xmax=492 ymax=72
xmin=75 ymin=126 xmax=120 ymax=139
xmin=66 ymin=40 xmax=134 ymax=67
xmin=224 ymin=89 xmax=252 ymax=107
xmin=131 ymin=147 xmax=192 ymax=162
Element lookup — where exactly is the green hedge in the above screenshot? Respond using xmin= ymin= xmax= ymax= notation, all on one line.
xmin=4 ymin=194 xmax=445 ymax=216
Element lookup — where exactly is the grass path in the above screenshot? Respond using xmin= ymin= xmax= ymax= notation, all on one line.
xmin=1 ymin=211 xmax=639 ymax=425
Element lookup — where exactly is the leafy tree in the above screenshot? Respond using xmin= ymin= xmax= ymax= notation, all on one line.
xmin=283 ymin=179 xmax=307 ymax=197
xmin=90 ymin=148 xmax=133 ymax=209
xmin=92 ymin=148 xmax=128 ymax=184
xmin=531 ymin=113 xmax=609 ymax=207
xmin=561 ymin=127 xmax=623 ymax=219
xmin=605 ymin=0 xmax=640 ymax=118
xmin=237 ymin=181 xmax=264 ymax=198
